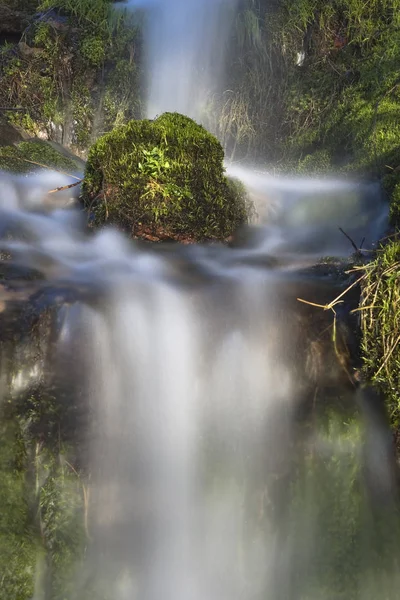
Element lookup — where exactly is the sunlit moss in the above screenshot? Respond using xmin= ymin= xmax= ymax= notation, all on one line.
xmin=261 ymin=0 xmax=400 ymax=225
xmin=83 ymin=112 xmax=250 ymax=241
xmin=0 ymin=0 xmax=140 ymax=154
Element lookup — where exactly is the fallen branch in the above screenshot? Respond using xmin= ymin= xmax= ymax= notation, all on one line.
xmin=297 ymin=274 xmax=366 ymax=312
xmin=48 ymin=179 xmax=82 ymax=194
xmin=297 ymin=274 xmax=366 ymax=383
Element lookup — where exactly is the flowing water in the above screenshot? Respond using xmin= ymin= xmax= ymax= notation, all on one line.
xmin=0 ymin=0 xmax=398 ymax=598
xmin=0 ymin=172 xmax=399 ymax=600
xmin=122 ymin=0 xmax=238 ymax=122
xmin=227 ymin=166 xmax=389 ymax=258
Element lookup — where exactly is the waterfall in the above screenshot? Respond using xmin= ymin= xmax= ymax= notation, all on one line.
xmin=0 ymin=172 xmax=399 ymax=599
xmin=122 ymin=0 xmax=238 ymax=122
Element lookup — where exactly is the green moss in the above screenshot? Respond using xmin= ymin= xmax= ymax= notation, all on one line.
xmin=0 ymin=0 xmax=140 ymax=155
xmin=220 ymin=0 xmax=400 ymax=223
xmin=83 ymin=113 xmax=249 ymax=241
xmin=360 ymin=241 xmax=400 ymax=426
xmin=0 ymin=412 xmax=36 ymax=600
xmin=0 ymin=141 xmax=80 ymax=174
xmin=295 ymin=149 xmax=333 ymax=175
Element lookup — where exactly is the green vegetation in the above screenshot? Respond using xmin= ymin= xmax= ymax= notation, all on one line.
xmin=219 ymin=0 xmax=400 ymax=209
xmin=0 ymin=386 xmax=87 ymax=600
xmin=217 ymin=0 xmax=400 ymax=426
xmin=359 ymin=240 xmax=400 ymax=427
xmin=288 ymin=409 xmax=400 ymax=599
xmin=83 ymin=112 xmax=250 ymax=241
xmin=0 ymin=139 xmax=80 ymax=173
xmin=0 ymin=0 xmax=141 ymax=155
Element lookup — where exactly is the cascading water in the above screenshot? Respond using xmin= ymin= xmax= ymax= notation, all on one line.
xmin=123 ymin=0 xmax=238 ymax=122
xmin=0 ymin=1 xmax=398 ymax=598
xmin=0 ymin=173 xmax=399 ymax=600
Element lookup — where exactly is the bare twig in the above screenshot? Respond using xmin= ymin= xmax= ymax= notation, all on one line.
xmin=48 ymin=179 xmax=82 ymax=194
xmin=297 ymin=275 xmax=366 ymax=312
xmin=339 ymin=227 xmax=359 ymax=253
xmin=0 ymin=107 xmax=26 ymax=112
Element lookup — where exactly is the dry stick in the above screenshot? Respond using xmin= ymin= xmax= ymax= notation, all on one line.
xmin=375 ymin=330 xmax=400 ymax=378
xmin=297 ymin=275 xmax=367 ymax=312
xmin=297 ymin=274 xmax=367 ymax=379
xmin=48 ymin=180 xmax=82 ymax=194
xmin=339 ymin=227 xmax=360 ymax=253
xmin=0 ymin=107 xmax=25 ymax=111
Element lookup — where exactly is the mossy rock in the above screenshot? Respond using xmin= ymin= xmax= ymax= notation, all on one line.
xmin=0 ymin=140 xmax=82 ymax=174
xmin=82 ymin=112 xmax=249 ymax=241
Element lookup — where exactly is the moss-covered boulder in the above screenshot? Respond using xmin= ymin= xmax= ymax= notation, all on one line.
xmin=82 ymin=112 xmax=249 ymax=241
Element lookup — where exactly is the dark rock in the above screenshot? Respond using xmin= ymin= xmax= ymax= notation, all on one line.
xmin=0 ymin=6 xmax=30 ymax=35
xmin=0 ymin=116 xmax=30 ymax=147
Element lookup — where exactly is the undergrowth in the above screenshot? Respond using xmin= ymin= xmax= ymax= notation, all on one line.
xmin=359 ymin=240 xmax=400 ymax=426
xmin=0 ymin=0 xmax=141 ymax=155
xmin=220 ymin=0 xmax=400 ymax=210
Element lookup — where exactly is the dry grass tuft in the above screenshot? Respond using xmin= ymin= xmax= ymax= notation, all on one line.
xmin=355 ymin=239 xmax=400 ymax=425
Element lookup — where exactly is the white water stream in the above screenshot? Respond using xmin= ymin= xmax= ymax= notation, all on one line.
xmin=0 ymin=172 xmax=397 ymax=600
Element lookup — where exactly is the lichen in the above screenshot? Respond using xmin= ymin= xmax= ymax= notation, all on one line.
xmin=82 ymin=112 xmax=250 ymax=241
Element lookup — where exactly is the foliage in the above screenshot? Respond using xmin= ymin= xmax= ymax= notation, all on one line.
xmin=82 ymin=112 xmax=250 ymax=241
xmin=39 ymin=0 xmax=113 ymax=33
xmin=0 ymin=140 xmax=79 ymax=173
xmin=209 ymin=0 xmax=286 ymax=162
xmin=0 ymin=393 xmax=87 ymax=599
xmin=0 ymin=409 xmax=36 ymax=600
xmin=0 ymin=305 xmax=88 ymax=598
xmin=272 ymin=0 xmax=400 ymax=194
xmin=219 ymin=0 xmax=400 ymax=209
xmin=359 ymin=240 xmax=400 ymax=426
xmin=0 ymin=0 xmax=141 ymax=155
